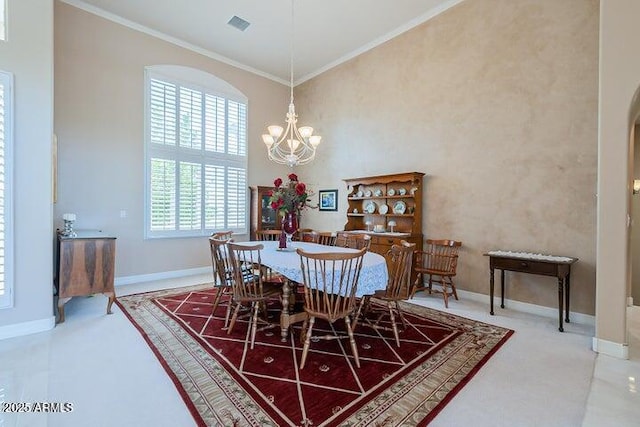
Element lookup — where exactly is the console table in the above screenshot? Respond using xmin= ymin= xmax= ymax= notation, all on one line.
xmin=484 ymin=251 xmax=578 ymax=332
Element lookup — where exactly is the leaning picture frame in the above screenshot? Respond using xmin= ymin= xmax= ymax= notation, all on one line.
xmin=319 ymin=189 xmax=338 ymax=211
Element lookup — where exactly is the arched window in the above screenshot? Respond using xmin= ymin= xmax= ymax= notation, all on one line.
xmin=144 ymin=65 xmax=248 ymax=238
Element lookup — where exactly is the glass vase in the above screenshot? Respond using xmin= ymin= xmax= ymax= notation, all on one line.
xmin=282 ymin=211 xmax=298 ymax=248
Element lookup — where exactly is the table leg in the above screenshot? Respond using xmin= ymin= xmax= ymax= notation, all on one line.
xmin=565 ymin=272 xmax=571 ymax=323
xmin=500 ymin=269 xmax=505 ymax=309
xmin=490 ymin=267 xmax=495 ymax=315
xmin=280 ymin=281 xmax=291 ymax=342
xmin=558 ymin=277 xmax=564 ymax=332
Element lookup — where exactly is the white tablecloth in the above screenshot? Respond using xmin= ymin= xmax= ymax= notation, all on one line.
xmin=235 ymin=241 xmax=388 ymax=298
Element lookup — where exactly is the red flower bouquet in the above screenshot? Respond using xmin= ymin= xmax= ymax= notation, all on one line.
xmin=268 ymin=173 xmax=311 ymax=217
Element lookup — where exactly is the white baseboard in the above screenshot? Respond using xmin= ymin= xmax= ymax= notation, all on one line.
xmin=115 ymin=267 xmax=212 ymax=286
xmin=592 ymin=337 xmax=629 ymax=359
xmin=456 ymin=289 xmax=596 ymax=326
xmin=0 ymin=316 xmax=55 ymax=340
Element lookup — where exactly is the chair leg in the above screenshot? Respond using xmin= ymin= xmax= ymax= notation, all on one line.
xmin=450 ymin=277 xmax=459 ymax=300
xmin=352 ymin=295 xmax=369 ymax=331
xmin=300 ymin=317 xmax=316 ymax=370
xmin=224 ymin=299 xmax=233 ymax=329
xmin=212 ymin=286 xmax=225 ymax=316
xmin=411 ymin=273 xmax=422 ymax=298
xmin=387 ymin=301 xmax=400 ymax=347
xmin=227 ymin=302 xmax=242 ymax=335
xmin=345 ymin=316 xmax=360 ymax=368
xmin=396 ymin=301 xmax=408 ymax=330
xmin=428 ymin=274 xmax=434 ymax=294
xmin=250 ymin=302 xmax=259 ymax=350
xmin=442 ymin=279 xmax=449 ymax=308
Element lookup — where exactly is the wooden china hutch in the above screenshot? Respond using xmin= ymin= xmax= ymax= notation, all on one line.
xmin=343 ymin=172 xmax=425 ymax=271
xmin=250 ymin=186 xmax=281 ymax=240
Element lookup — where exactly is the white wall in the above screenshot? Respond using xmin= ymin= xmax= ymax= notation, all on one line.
xmin=596 ymin=0 xmax=640 ymax=355
xmin=0 ymin=0 xmax=54 ymax=334
xmin=54 ymin=3 xmax=289 ymax=281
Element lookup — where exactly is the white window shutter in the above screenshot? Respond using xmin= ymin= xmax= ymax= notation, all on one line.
xmin=145 ymin=67 xmax=248 ymax=238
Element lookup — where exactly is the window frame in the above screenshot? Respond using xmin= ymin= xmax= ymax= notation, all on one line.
xmin=0 ymin=0 xmax=6 ymax=42
xmin=143 ymin=66 xmax=249 ymax=239
xmin=0 ymin=70 xmax=14 ymax=309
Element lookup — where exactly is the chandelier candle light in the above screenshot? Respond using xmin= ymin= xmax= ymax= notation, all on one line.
xmin=262 ymin=0 xmax=321 ymax=167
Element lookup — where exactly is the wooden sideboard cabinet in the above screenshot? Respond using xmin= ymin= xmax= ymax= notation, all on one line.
xmin=343 ymin=172 xmax=425 ymax=279
xmin=55 ymin=230 xmax=117 ymax=323
xmin=250 ymin=186 xmax=282 ymax=240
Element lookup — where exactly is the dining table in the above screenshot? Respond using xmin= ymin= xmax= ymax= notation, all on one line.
xmin=235 ymin=240 xmax=389 ymax=341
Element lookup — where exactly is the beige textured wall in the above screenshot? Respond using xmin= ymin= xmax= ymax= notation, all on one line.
xmin=296 ymin=0 xmax=599 ymax=315
xmin=598 ymin=0 xmax=640 ymax=346
xmin=54 ymin=2 xmax=289 ymax=278
xmin=0 ymin=0 xmax=54 ymax=328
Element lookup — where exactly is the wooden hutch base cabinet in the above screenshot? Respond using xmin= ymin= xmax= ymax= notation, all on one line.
xmin=55 ymin=230 xmax=116 ymax=323
xmin=343 ymin=172 xmax=425 ymax=268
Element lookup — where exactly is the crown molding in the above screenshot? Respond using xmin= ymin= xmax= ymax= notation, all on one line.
xmin=295 ymin=0 xmax=466 ymax=85
xmin=58 ymin=0 xmax=289 ymax=86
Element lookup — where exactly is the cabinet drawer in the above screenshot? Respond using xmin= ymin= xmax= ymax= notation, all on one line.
xmin=369 ymin=235 xmax=404 ymax=246
xmin=492 ymin=257 xmax=558 ymax=276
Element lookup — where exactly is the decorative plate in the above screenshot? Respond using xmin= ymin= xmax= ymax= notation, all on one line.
xmin=398 ymin=187 xmax=407 ymax=196
xmin=364 ymin=201 xmax=377 ymax=214
xmin=410 ymin=187 xmax=418 ymax=196
xmin=393 ymin=201 xmax=407 ymax=215
xmin=378 ymin=204 xmax=389 ymax=215
xmin=356 ymin=189 xmax=363 ymax=198
xmin=364 ymin=190 xmax=372 ymax=197
xmin=374 ymin=189 xmax=383 ymax=197
xmin=387 ymin=188 xmax=396 ymax=196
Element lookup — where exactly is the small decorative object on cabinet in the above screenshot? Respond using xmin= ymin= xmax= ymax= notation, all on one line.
xmin=55 ymin=230 xmax=116 ymax=323
xmin=343 ymin=172 xmax=425 ymax=279
xmin=250 ymin=186 xmax=282 ymax=240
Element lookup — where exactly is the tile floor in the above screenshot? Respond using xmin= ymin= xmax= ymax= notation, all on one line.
xmin=0 ymin=274 xmax=638 ymax=427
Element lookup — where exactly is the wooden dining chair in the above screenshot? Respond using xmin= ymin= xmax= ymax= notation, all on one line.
xmin=335 ymin=232 xmax=371 ymax=251
xmin=256 ymin=229 xmax=282 ymax=241
xmin=227 ymin=242 xmax=282 ymax=349
xmin=353 ymin=241 xmax=415 ymax=347
xmin=209 ymin=236 xmax=237 ymax=328
xmin=298 ymin=230 xmax=320 ymax=243
xmin=316 ymin=231 xmax=337 ymax=246
xmin=296 ymin=248 xmax=366 ymax=369
xmin=294 ymin=228 xmax=314 ymax=241
xmin=412 ymin=239 xmax=462 ymax=308
xmin=211 ymin=230 xmax=233 ymax=240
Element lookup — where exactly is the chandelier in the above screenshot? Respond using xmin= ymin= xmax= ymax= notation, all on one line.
xmin=262 ymin=0 xmax=321 ymax=167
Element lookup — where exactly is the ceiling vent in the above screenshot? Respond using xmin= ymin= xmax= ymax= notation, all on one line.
xmin=227 ymin=15 xmax=251 ymax=32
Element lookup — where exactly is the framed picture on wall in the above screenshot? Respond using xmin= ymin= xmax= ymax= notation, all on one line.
xmin=319 ymin=189 xmax=338 ymax=211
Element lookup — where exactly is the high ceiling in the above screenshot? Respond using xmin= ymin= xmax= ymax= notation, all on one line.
xmin=62 ymin=0 xmax=463 ymax=84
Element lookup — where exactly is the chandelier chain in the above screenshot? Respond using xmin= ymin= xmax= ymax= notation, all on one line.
xmin=261 ymin=0 xmax=322 ymax=167
xmin=289 ymin=0 xmax=294 ymax=103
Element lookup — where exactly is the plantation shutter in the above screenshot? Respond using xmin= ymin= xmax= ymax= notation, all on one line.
xmin=0 ymin=71 xmax=13 ymax=308
xmin=145 ymin=68 xmax=248 ymax=238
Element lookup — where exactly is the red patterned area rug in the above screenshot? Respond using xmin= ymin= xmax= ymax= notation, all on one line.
xmin=117 ymin=284 xmax=513 ymax=426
